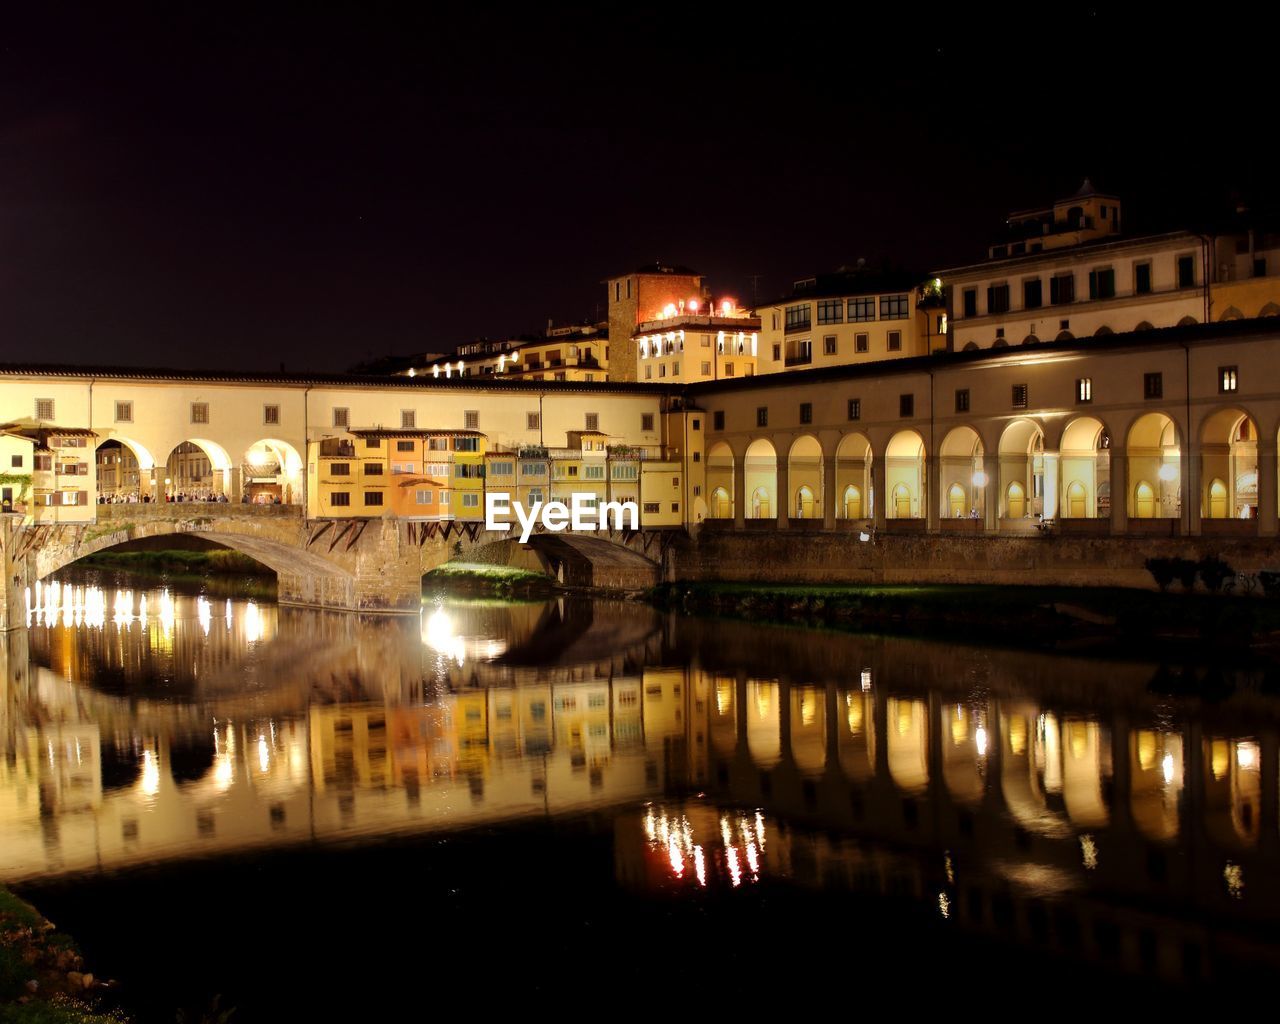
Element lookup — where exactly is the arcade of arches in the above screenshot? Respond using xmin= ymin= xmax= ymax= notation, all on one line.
xmin=698 ymin=408 xmax=1276 ymax=532
xmin=94 ymin=437 xmax=305 ymax=504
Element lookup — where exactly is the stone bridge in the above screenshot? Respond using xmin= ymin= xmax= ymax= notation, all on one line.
xmin=0 ymin=504 xmax=664 ymax=628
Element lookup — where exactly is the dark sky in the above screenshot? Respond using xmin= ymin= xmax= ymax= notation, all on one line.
xmin=2 ymin=5 xmax=1276 ymax=372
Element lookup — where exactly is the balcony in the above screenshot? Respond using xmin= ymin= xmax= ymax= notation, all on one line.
xmin=784 ymin=352 xmax=812 ymax=367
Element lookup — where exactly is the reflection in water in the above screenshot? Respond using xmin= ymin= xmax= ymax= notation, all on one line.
xmin=4 ymin=575 xmax=1280 ymax=991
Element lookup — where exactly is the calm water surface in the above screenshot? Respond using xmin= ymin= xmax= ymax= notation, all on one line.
xmin=3 ymin=569 xmax=1280 ymax=1018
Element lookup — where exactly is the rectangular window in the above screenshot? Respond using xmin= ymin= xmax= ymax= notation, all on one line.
xmin=396 ymin=440 xmax=415 ymax=452
xmin=584 ymin=465 xmax=605 ymax=479
xmin=816 ymin=299 xmax=844 ymax=325
xmin=785 ymin=304 xmax=811 ymax=331
xmin=35 ymin=398 xmax=54 ymax=420
xmin=799 ymin=402 xmax=812 ymax=425
xmin=756 ymin=407 xmax=768 ymax=428
xmin=887 ymin=330 xmax=902 ymax=351
xmin=955 ymin=388 xmax=970 ymax=413
xmin=364 ymin=492 xmax=384 ymax=506
xmin=264 ymin=404 xmax=280 ymax=425
xmin=880 ymin=293 xmax=909 ymax=320
xmin=1144 ymin=372 xmax=1163 ymax=399
xmin=585 ymin=412 xmax=599 ymax=431
xmin=462 ymin=493 xmax=480 ymax=508
xmin=1088 ymin=267 xmax=1115 ymax=300
xmin=1012 ymin=384 xmax=1028 ymax=409
xmin=1076 ymin=378 xmax=1093 ymax=403
xmin=899 ymin=394 xmax=914 ymax=418
xmin=1134 ymin=262 xmax=1152 ymax=294
xmin=855 ymin=332 xmax=869 ymax=353
xmin=115 ymin=400 xmax=133 ymax=422
xmin=723 ymin=363 xmax=734 ymax=376
xmin=1254 ymin=256 xmax=1267 ymax=278
xmin=824 ymin=335 xmax=837 ymax=355
xmin=366 ymin=437 xmax=382 ymax=448
xmin=333 ymin=407 xmax=349 ymax=428
xmin=10 ymin=454 xmax=21 ymax=468
xmin=713 ymin=410 xmax=725 ymax=430
xmin=701 ymin=361 xmax=711 ymax=375
xmin=848 ymin=297 xmax=876 ymax=322
xmin=191 ymin=402 xmax=209 ymax=424
xmin=962 ymin=289 xmax=977 ymax=318
xmin=364 ymin=463 xmax=384 ymax=475
xmin=1050 ymin=274 xmax=1075 ymax=305
xmin=1220 ymin=366 xmax=1238 ymax=393
xmin=454 ymin=437 xmax=479 ymax=452
xmin=1177 ymin=254 xmax=1196 ymax=288
xmin=641 ymin=413 xmax=654 ymax=431
xmin=464 ymin=410 xmax=479 ymax=429
xmin=330 ymin=463 xmax=351 ymax=476
xmin=672 ymin=361 xmax=680 ymax=376
xmin=643 ymin=502 xmax=660 ymax=514
xmin=1023 ymin=279 xmax=1042 ymax=309
xmin=526 ymin=412 xmax=540 ymax=430
xmin=772 ymin=343 xmax=781 ymax=361
xmin=401 ymin=410 xmax=416 ymax=429
xmin=416 ymin=490 xmax=433 ymax=504
xmin=986 ymin=284 xmax=1010 ymax=314
xmin=848 ymin=398 xmax=861 ymax=421
xmin=330 ymin=492 xmax=351 ymax=507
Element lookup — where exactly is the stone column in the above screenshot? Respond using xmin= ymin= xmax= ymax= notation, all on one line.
xmin=1259 ymin=438 xmax=1278 ymax=537
xmin=872 ymin=454 xmax=887 ymax=531
xmin=1183 ymin=443 xmax=1198 ymax=536
xmin=1043 ymin=451 xmax=1060 ymax=520
xmin=822 ymin=444 xmax=837 ymax=531
xmin=982 ymin=452 xmax=999 ymax=534
xmin=1109 ymin=445 xmax=1128 ymax=534
xmin=926 ymin=453 xmax=941 ymax=533
xmin=733 ymin=452 xmax=746 ymax=529
xmin=775 ymin=437 xmax=790 ymax=530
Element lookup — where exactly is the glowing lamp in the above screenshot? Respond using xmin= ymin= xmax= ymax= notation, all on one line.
xmin=663 ymin=303 xmax=677 ymax=319
xmin=721 ymin=299 xmax=733 ymax=316
xmin=688 ymin=299 xmax=699 ymax=313
xmin=408 ymin=367 xmax=416 ymax=377
xmin=971 ymin=471 xmax=988 ymax=487
xmin=1158 ymin=463 xmax=1178 ymax=482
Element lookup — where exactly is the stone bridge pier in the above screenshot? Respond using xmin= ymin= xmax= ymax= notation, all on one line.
xmin=1 ymin=505 xmax=428 ymax=627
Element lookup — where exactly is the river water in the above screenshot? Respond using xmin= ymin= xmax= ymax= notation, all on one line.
xmin=3 ymin=569 xmax=1279 ymax=1017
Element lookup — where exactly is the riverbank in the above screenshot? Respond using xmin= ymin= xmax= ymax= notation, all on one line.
xmin=652 ymin=581 xmax=1280 ymax=663
xmin=423 ymin=562 xmax=557 ymax=599
xmin=0 ymin=887 xmax=124 ymax=1023
xmin=53 ymin=553 xmax=277 ymax=602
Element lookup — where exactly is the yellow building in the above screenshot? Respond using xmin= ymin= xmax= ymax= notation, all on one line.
xmin=0 ymin=432 xmax=34 ymax=515
xmin=306 ymin=435 xmax=390 ymax=519
xmin=2 ymin=427 xmax=97 ymax=523
xmin=634 ymin=300 xmax=760 ymax=382
xmin=753 ymin=269 xmax=944 ymax=373
xmin=606 ymin=263 xmax=706 ymax=382
xmin=402 ymin=323 xmax=609 ymax=383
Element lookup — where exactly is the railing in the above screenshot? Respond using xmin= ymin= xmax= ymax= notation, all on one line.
xmin=784 ymin=353 xmax=813 ymax=367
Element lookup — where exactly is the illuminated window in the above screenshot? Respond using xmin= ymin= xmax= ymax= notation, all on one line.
xmin=115 ymin=401 xmax=133 ymax=422
xmin=263 ymin=404 xmax=280 ymax=425
xmin=191 ymin=402 xmax=209 ymax=424
xmin=848 ymin=297 xmax=876 ymax=322
xmin=35 ymin=398 xmax=54 ymax=420
xmin=1220 ymin=366 xmax=1238 ymax=393
xmin=1076 ymin=378 xmax=1093 ymax=403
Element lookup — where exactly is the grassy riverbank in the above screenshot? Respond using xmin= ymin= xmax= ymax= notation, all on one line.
xmin=652 ymin=581 xmax=1280 ymax=661
xmin=0 ymin=888 xmax=125 ymax=1023
xmin=423 ymin=562 xmax=556 ymax=598
xmin=74 ymin=549 xmax=267 ymax=575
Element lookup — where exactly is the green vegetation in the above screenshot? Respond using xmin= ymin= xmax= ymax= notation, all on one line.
xmin=653 ymin=581 xmax=1280 ymax=661
xmin=424 ymin=562 xmax=555 ymax=597
xmin=74 ymin=550 xmax=269 ymax=576
xmin=0 ymin=888 xmax=127 ymax=1023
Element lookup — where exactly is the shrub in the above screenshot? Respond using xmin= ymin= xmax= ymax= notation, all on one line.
xmin=1173 ymin=558 xmax=1199 ymax=591
xmin=1197 ymin=554 xmax=1235 ymax=593
xmin=1144 ymin=557 xmax=1177 ymax=592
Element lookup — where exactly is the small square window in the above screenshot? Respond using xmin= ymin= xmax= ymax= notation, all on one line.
xmin=823 ymin=335 xmax=837 ymax=355
xmin=1012 ymin=384 xmax=1028 ymax=409
xmin=464 ymin=410 xmax=479 ymax=429
xmin=692 ymin=418 xmax=700 ymax=431
xmin=115 ymin=401 xmax=133 ymax=423
xmin=401 ymin=410 xmax=416 ymax=429
xmin=1144 ymin=372 xmax=1163 ymax=399
xmin=899 ymin=394 xmax=914 ymax=418
xmin=333 ymin=407 xmax=350 ymax=428
xmin=756 ymin=407 xmax=768 ymax=428
xmin=10 ymin=455 xmax=22 ymax=468
xmin=887 ymin=330 xmax=902 ymax=351
xmin=1219 ymin=366 xmax=1238 ymax=393
xmin=955 ymin=389 xmax=970 ymax=413
xmin=526 ymin=412 xmax=540 ymax=430
xmin=848 ymin=399 xmax=861 ymax=421
xmin=35 ymin=398 xmax=54 ymax=420
xmin=585 ymin=412 xmax=599 ymax=431
xmin=641 ymin=413 xmax=654 ymax=431
xmin=799 ymin=402 xmax=812 ymax=425
xmin=191 ymin=402 xmax=209 ymax=424
xmin=264 ymin=404 xmax=280 ymax=425
xmin=855 ymin=333 xmax=869 ymax=353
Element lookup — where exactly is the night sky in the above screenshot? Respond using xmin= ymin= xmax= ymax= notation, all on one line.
xmin=2 ymin=5 xmax=1275 ymax=372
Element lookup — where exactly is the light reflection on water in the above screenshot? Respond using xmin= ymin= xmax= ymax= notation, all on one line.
xmin=4 ymin=574 xmax=1280 ymax=988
